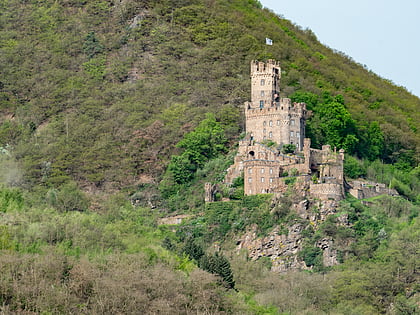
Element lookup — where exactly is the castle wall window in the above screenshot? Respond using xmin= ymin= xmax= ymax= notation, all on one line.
xmin=248 ymin=177 xmax=252 ymax=183
xmin=263 ymin=128 xmax=266 ymax=133
xmin=261 ymin=168 xmax=265 ymax=174
xmin=291 ymin=119 xmax=295 ymax=126
xmin=248 ymin=168 xmax=252 ymax=174
xmin=260 ymin=79 xmax=265 ymax=86
xmin=259 ymin=100 xmax=264 ymax=109
xmin=269 ymin=168 xmax=273 ymax=174
xmin=296 ymin=132 xmax=300 ymax=138
xmin=269 ymin=120 xmax=273 ymax=126
xmin=260 ymin=91 xmax=265 ymax=97
xmin=249 ymin=189 xmax=252 ymax=194
xmin=269 ymin=177 xmax=273 ymax=183
xmin=277 ymin=120 xmax=280 ymax=126
xmin=290 ymin=131 xmax=294 ymax=137
xmin=268 ymin=132 xmax=272 ymax=138
xmin=261 ymin=177 xmax=265 ymax=183
xmin=263 ymin=121 xmax=266 ymax=126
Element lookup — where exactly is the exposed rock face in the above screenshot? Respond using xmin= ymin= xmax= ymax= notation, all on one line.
xmin=317 ymin=238 xmax=339 ymax=267
xmin=237 ymin=224 xmax=307 ymax=272
xmin=237 ymin=199 xmax=344 ymax=272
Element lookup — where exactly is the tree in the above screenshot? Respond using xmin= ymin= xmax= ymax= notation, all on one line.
xmin=83 ymin=31 xmax=104 ymax=59
xmin=183 ymin=237 xmax=204 ymax=262
xmin=281 ymin=144 xmax=296 ymax=154
xmin=200 ymin=252 xmax=235 ymax=289
xmin=177 ymin=113 xmax=227 ymax=168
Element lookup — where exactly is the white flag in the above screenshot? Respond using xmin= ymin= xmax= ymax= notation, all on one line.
xmin=265 ymin=38 xmax=273 ymax=45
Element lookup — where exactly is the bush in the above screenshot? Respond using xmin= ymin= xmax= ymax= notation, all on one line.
xmin=299 ymin=246 xmax=323 ymax=268
xmin=281 ymin=144 xmax=296 ymax=154
xmin=344 ymin=155 xmax=366 ymax=179
xmin=48 ymin=182 xmax=89 ymax=212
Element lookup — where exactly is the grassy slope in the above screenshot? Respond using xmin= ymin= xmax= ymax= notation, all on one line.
xmin=0 ymin=0 xmax=418 ymax=191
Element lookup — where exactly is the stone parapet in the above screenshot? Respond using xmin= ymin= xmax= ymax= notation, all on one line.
xmin=309 ymin=183 xmax=344 ymax=201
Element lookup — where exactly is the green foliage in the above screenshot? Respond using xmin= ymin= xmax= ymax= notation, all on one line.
xmin=183 ymin=237 xmax=204 ymax=262
xmin=177 ymin=113 xmax=227 ymax=167
xmin=310 ymin=94 xmax=359 ymax=153
xmin=344 ymin=155 xmax=366 ymax=179
xmin=160 ymin=114 xmax=228 ymax=202
xmin=281 ymin=143 xmax=296 ymax=154
xmin=176 ymin=194 xmax=273 ymax=242
xmin=0 ymin=225 xmax=14 ymax=250
xmin=82 ymin=56 xmax=106 ymax=80
xmin=284 ymin=177 xmax=296 ymax=186
xmin=0 ymin=187 xmax=24 ymax=212
xmin=47 ymin=182 xmax=89 ymax=212
xmin=298 ymin=246 xmax=323 ymax=268
xmin=200 ymin=252 xmax=235 ymax=289
xmin=83 ymin=31 xmax=104 ymax=59
xmin=167 ymin=154 xmax=196 ymax=185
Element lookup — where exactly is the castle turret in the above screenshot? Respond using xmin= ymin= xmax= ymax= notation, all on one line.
xmin=250 ymin=59 xmax=281 ymax=109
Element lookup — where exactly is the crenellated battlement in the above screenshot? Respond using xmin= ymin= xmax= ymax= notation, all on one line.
xmin=250 ymin=59 xmax=281 ymax=74
xmin=245 ymin=99 xmax=306 ymax=118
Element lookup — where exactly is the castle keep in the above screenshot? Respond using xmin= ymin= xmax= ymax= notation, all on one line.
xmin=224 ymin=60 xmax=345 ymax=200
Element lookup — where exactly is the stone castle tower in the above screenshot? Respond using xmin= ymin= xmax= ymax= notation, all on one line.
xmin=245 ymin=60 xmax=306 ymax=151
xmin=222 ymin=60 xmax=345 ymax=200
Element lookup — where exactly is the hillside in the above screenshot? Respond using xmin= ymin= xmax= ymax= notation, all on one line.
xmin=0 ymin=0 xmax=419 ymax=191
xmin=0 ymin=0 xmax=419 ymax=314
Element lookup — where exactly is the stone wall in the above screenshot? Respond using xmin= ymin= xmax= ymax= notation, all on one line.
xmin=348 ymin=180 xmax=398 ymax=199
xmin=245 ymin=100 xmax=306 ymax=149
xmin=309 ymin=183 xmax=344 ymax=201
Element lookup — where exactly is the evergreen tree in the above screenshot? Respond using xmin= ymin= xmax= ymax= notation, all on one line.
xmin=182 ymin=237 xmax=204 ymax=262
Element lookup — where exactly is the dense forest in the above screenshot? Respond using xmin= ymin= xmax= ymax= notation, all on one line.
xmin=0 ymin=0 xmax=419 ymax=313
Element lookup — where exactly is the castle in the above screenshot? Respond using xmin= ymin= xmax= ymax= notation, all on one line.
xmin=223 ymin=60 xmax=345 ymax=201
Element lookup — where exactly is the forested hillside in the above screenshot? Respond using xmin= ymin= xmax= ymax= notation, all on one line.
xmin=0 ymin=0 xmax=419 ymax=191
xmin=0 ymin=0 xmax=419 ymax=314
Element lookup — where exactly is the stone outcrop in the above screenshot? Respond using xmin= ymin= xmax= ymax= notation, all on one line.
xmin=236 ymin=199 xmax=344 ymax=272
xmin=237 ymin=224 xmax=307 ymax=272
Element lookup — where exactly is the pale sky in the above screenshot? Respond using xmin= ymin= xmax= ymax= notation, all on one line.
xmin=259 ymin=0 xmax=420 ymax=97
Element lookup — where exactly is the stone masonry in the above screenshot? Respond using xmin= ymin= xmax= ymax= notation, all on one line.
xmin=225 ymin=60 xmax=345 ymax=200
